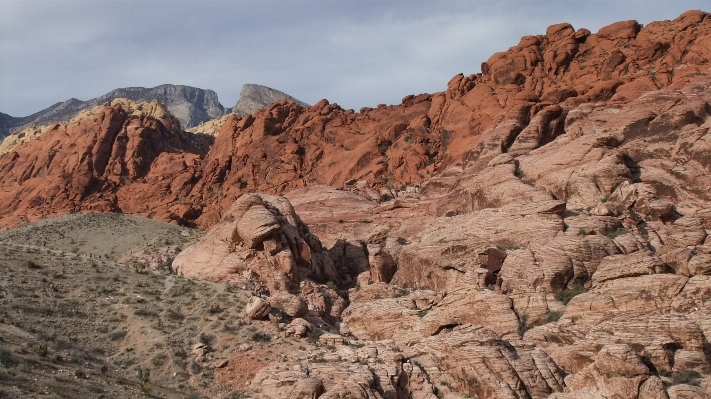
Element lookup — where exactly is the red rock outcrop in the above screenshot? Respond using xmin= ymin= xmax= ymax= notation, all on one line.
xmin=2 ymin=11 xmax=711 ymax=229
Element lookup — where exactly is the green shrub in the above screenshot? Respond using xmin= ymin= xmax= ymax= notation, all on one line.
xmin=638 ymin=222 xmax=649 ymax=240
xmin=544 ymin=311 xmax=562 ymax=323
xmin=518 ymin=316 xmax=532 ymax=336
xmin=554 ymin=284 xmax=588 ymax=305
xmin=31 ymin=342 xmax=48 ymax=357
xmin=577 ymin=228 xmax=587 ymax=236
xmin=139 ymin=382 xmax=151 ymax=395
xmin=607 ymin=228 xmax=629 ymax=240
xmin=306 ymin=329 xmax=323 ymax=344
xmin=250 ymin=331 xmax=271 ymax=342
xmin=671 ymin=370 xmax=701 ymax=386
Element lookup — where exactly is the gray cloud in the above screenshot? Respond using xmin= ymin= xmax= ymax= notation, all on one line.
xmin=1 ymin=0 xmax=708 ymax=116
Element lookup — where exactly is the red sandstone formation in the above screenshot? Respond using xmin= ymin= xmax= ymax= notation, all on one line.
xmin=1 ymin=11 xmax=710 ymax=229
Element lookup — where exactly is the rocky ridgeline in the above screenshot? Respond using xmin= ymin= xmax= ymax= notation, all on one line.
xmin=1 ymin=11 xmax=710 ymax=229
xmin=0 ymin=83 xmax=308 ymax=138
xmin=1 ymin=10 xmax=711 ymax=398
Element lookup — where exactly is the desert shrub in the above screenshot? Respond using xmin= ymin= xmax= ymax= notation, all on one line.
xmin=250 ymin=331 xmax=271 ymax=342
xmin=544 ymin=311 xmax=563 ymax=323
xmin=133 ymin=308 xmax=159 ymax=318
xmin=31 ymin=342 xmax=48 ymax=357
xmin=554 ymin=284 xmax=588 ymax=305
xmin=577 ymin=228 xmax=587 ymax=236
xmin=638 ymin=222 xmax=649 ymax=240
xmin=208 ymin=303 xmax=221 ymax=314
xmin=306 ymin=329 xmax=324 ymax=344
xmin=199 ymin=333 xmax=214 ymax=345
xmin=0 ymin=349 xmax=18 ymax=367
xmin=671 ymin=370 xmax=701 ymax=386
xmin=27 ymin=260 xmax=42 ymax=269
xmin=139 ymin=382 xmax=151 ymax=395
xmin=518 ymin=317 xmax=532 ymax=336
xmin=164 ymin=309 xmax=184 ymax=321
xmin=607 ymin=228 xmax=629 ymax=240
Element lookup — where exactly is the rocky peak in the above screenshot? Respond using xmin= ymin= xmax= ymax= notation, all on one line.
xmin=229 ymin=84 xmax=310 ymax=116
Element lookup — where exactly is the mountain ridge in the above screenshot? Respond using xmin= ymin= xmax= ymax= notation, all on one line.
xmin=0 ymin=83 xmax=308 ymax=137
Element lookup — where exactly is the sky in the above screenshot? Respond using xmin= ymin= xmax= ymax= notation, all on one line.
xmin=1 ymin=0 xmax=709 ymax=117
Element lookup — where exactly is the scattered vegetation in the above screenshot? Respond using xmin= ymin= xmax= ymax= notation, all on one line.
xmin=249 ymin=331 xmax=272 ymax=342
xmin=659 ymin=370 xmax=702 ymax=386
xmin=638 ymin=221 xmax=649 ymax=240
xmin=518 ymin=316 xmax=533 ymax=335
xmin=606 ymin=228 xmax=629 ymax=240
xmin=30 ymin=342 xmax=48 ymax=357
xmin=498 ymin=241 xmax=521 ymax=251
xmin=518 ymin=310 xmax=563 ymax=336
xmin=554 ymin=284 xmax=588 ymax=305
xmin=544 ymin=311 xmax=563 ymax=323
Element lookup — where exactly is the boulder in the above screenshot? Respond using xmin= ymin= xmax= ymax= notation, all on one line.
xmin=245 ymin=296 xmax=271 ymax=319
xmin=267 ymin=292 xmax=308 ymax=318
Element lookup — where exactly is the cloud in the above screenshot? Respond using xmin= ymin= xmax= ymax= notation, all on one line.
xmin=1 ymin=0 xmax=709 ymax=116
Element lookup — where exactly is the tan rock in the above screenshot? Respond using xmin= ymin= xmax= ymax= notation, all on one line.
xmin=285 ymin=318 xmax=312 ymax=338
xmin=267 ymin=292 xmax=308 ymax=318
xmin=173 ymin=193 xmax=338 ymax=292
xmin=299 ymin=280 xmax=347 ymax=320
xmin=688 ymin=253 xmax=711 ymax=276
xmin=245 ymin=296 xmax=271 ymax=319
xmin=591 ymin=250 xmax=666 ymax=288
xmin=668 ymin=217 xmax=707 ymax=247
xmin=366 ymin=244 xmax=397 ymax=283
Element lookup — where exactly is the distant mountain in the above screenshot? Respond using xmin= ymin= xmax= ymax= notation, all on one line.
xmin=229 ymin=84 xmax=310 ymax=116
xmin=0 ymin=84 xmax=308 ymax=138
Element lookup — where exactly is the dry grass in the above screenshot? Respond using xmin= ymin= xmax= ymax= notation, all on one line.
xmin=0 ymin=214 xmax=305 ymax=398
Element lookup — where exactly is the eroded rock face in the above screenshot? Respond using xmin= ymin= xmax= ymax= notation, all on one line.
xmin=3 ymin=12 xmax=711 ymax=230
xmin=172 ymin=193 xmax=338 ymax=292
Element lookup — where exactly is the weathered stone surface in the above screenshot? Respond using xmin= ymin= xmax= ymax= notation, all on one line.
xmin=172 ymin=193 xmax=340 ymax=293
xmin=245 ymin=296 xmax=271 ymax=319
xmin=300 ymin=280 xmax=348 ymax=320
xmin=591 ymin=250 xmax=666 ymax=288
xmin=285 ymin=318 xmax=312 ymax=337
xmin=343 ymin=287 xmax=519 ymax=343
xmin=268 ymin=292 xmax=308 ymax=318
xmin=667 ymin=216 xmax=708 ymax=247
xmin=410 ymin=325 xmax=565 ymax=399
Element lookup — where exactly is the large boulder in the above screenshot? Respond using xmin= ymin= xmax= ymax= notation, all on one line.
xmin=172 ymin=193 xmax=339 ymax=292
